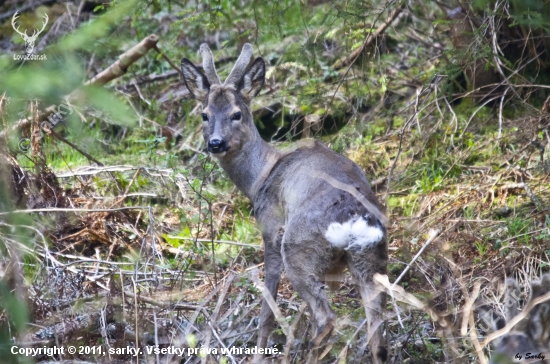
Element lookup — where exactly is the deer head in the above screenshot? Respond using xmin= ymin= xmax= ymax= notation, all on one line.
xmin=180 ymin=43 xmax=265 ymax=157
xmin=12 ymin=12 xmax=49 ymax=54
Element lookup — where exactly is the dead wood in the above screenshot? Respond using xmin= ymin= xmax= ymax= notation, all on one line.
xmin=25 ymin=294 xmax=171 ymax=347
xmin=85 ymin=34 xmax=159 ymax=87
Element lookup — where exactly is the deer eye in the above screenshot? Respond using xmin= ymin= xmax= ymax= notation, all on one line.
xmin=232 ymin=112 xmax=242 ymax=121
xmin=201 ymin=113 xmax=209 ymax=121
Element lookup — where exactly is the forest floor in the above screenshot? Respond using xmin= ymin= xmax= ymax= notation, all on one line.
xmin=1 ymin=0 xmax=550 ymax=363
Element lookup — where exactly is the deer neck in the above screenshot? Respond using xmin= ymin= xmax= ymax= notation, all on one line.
xmin=217 ymin=133 xmax=281 ymax=202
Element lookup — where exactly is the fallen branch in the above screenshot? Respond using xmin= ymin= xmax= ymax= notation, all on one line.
xmin=115 ymin=55 xmax=237 ymax=91
xmin=164 ymin=236 xmax=261 ymax=249
xmin=466 ymin=282 xmax=488 ymax=364
xmin=84 ymin=34 xmax=159 ymax=86
xmin=152 ymin=45 xmax=182 ymax=76
xmin=33 ymin=313 xmax=98 ymax=342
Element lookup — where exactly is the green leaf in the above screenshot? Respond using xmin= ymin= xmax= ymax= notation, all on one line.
xmin=378 ymin=75 xmax=387 ymax=94
xmin=82 ymin=87 xmax=136 ymax=127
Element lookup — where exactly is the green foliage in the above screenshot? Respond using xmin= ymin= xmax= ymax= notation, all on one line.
xmin=414 ymin=162 xmax=447 ymax=193
xmin=506 ymin=217 xmax=532 ymax=245
xmin=388 ymin=195 xmax=419 ymax=217
xmin=234 ymin=276 xmax=259 ymax=295
xmin=330 ymin=126 xmax=360 ymax=154
xmin=507 ymin=217 xmax=529 ymax=235
xmin=463 ymin=205 xmax=476 ymax=219
xmin=475 ymin=240 xmax=489 ymax=256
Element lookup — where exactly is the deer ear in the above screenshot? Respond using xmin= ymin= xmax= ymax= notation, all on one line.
xmin=181 ymin=58 xmax=210 ymax=102
xmin=237 ymin=57 xmax=265 ymax=101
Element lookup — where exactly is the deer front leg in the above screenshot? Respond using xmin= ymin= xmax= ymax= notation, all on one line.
xmin=254 ymin=232 xmax=283 ymax=364
xmin=281 ymin=236 xmax=336 ymax=364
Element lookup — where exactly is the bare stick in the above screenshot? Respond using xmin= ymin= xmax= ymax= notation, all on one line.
xmin=283 ymin=302 xmax=307 ymax=362
xmin=131 ymin=277 xmax=140 ymax=364
xmin=334 ymin=318 xmax=369 ymax=363
xmin=461 ymin=281 xmax=481 ymax=337
xmin=0 ymin=206 xmax=151 ymax=216
xmin=152 ymin=45 xmax=183 ymax=76
xmin=47 ymin=128 xmax=104 ymax=166
xmin=202 ymin=274 xmax=234 ymax=364
xmin=85 ymin=34 xmax=159 ymax=86
xmin=165 ymin=236 xmax=261 ymax=249
xmin=332 ymin=5 xmax=403 ymax=69
xmin=392 ymin=229 xmax=440 ymax=288
xmin=384 ymin=86 xmax=429 ymax=204
xmin=207 ymin=321 xmax=237 ymax=364
xmin=471 ymin=319 xmax=488 ymax=364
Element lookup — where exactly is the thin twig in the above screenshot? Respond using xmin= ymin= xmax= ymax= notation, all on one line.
xmin=153 ymin=45 xmax=183 ymax=75
xmin=165 ymin=236 xmax=261 ymax=249
xmin=0 ymin=206 xmax=152 ymax=216
xmin=333 ymin=4 xmax=404 ymax=69
xmin=393 ymin=229 xmax=440 ymax=288
xmin=47 ymin=129 xmax=104 ymax=165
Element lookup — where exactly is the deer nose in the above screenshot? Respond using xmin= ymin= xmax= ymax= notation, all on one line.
xmin=208 ymin=138 xmax=228 ymax=154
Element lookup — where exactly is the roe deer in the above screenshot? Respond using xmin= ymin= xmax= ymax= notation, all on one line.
xmin=479 ymin=275 xmax=550 ymax=364
xmin=180 ymin=43 xmax=388 ymax=363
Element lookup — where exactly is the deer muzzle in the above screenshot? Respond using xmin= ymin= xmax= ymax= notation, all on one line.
xmin=208 ymin=138 xmax=229 ymax=154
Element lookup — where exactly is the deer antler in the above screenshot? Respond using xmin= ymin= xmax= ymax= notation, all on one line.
xmin=224 ymin=43 xmax=254 ymax=87
xmin=11 ymin=12 xmax=48 ymax=41
xmin=200 ymin=44 xmax=221 ymax=85
xmin=11 ymin=12 xmax=28 ymax=39
xmin=34 ymin=13 xmax=49 ymax=38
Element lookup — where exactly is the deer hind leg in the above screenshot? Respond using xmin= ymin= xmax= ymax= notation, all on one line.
xmin=281 ymin=239 xmax=336 ymax=364
xmin=346 ymin=241 xmax=388 ymax=364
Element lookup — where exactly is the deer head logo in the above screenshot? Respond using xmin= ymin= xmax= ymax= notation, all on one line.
xmin=11 ymin=12 xmax=48 ymax=54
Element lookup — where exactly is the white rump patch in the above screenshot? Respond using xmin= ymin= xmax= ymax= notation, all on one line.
xmin=325 ymin=215 xmax=384 ymax=250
